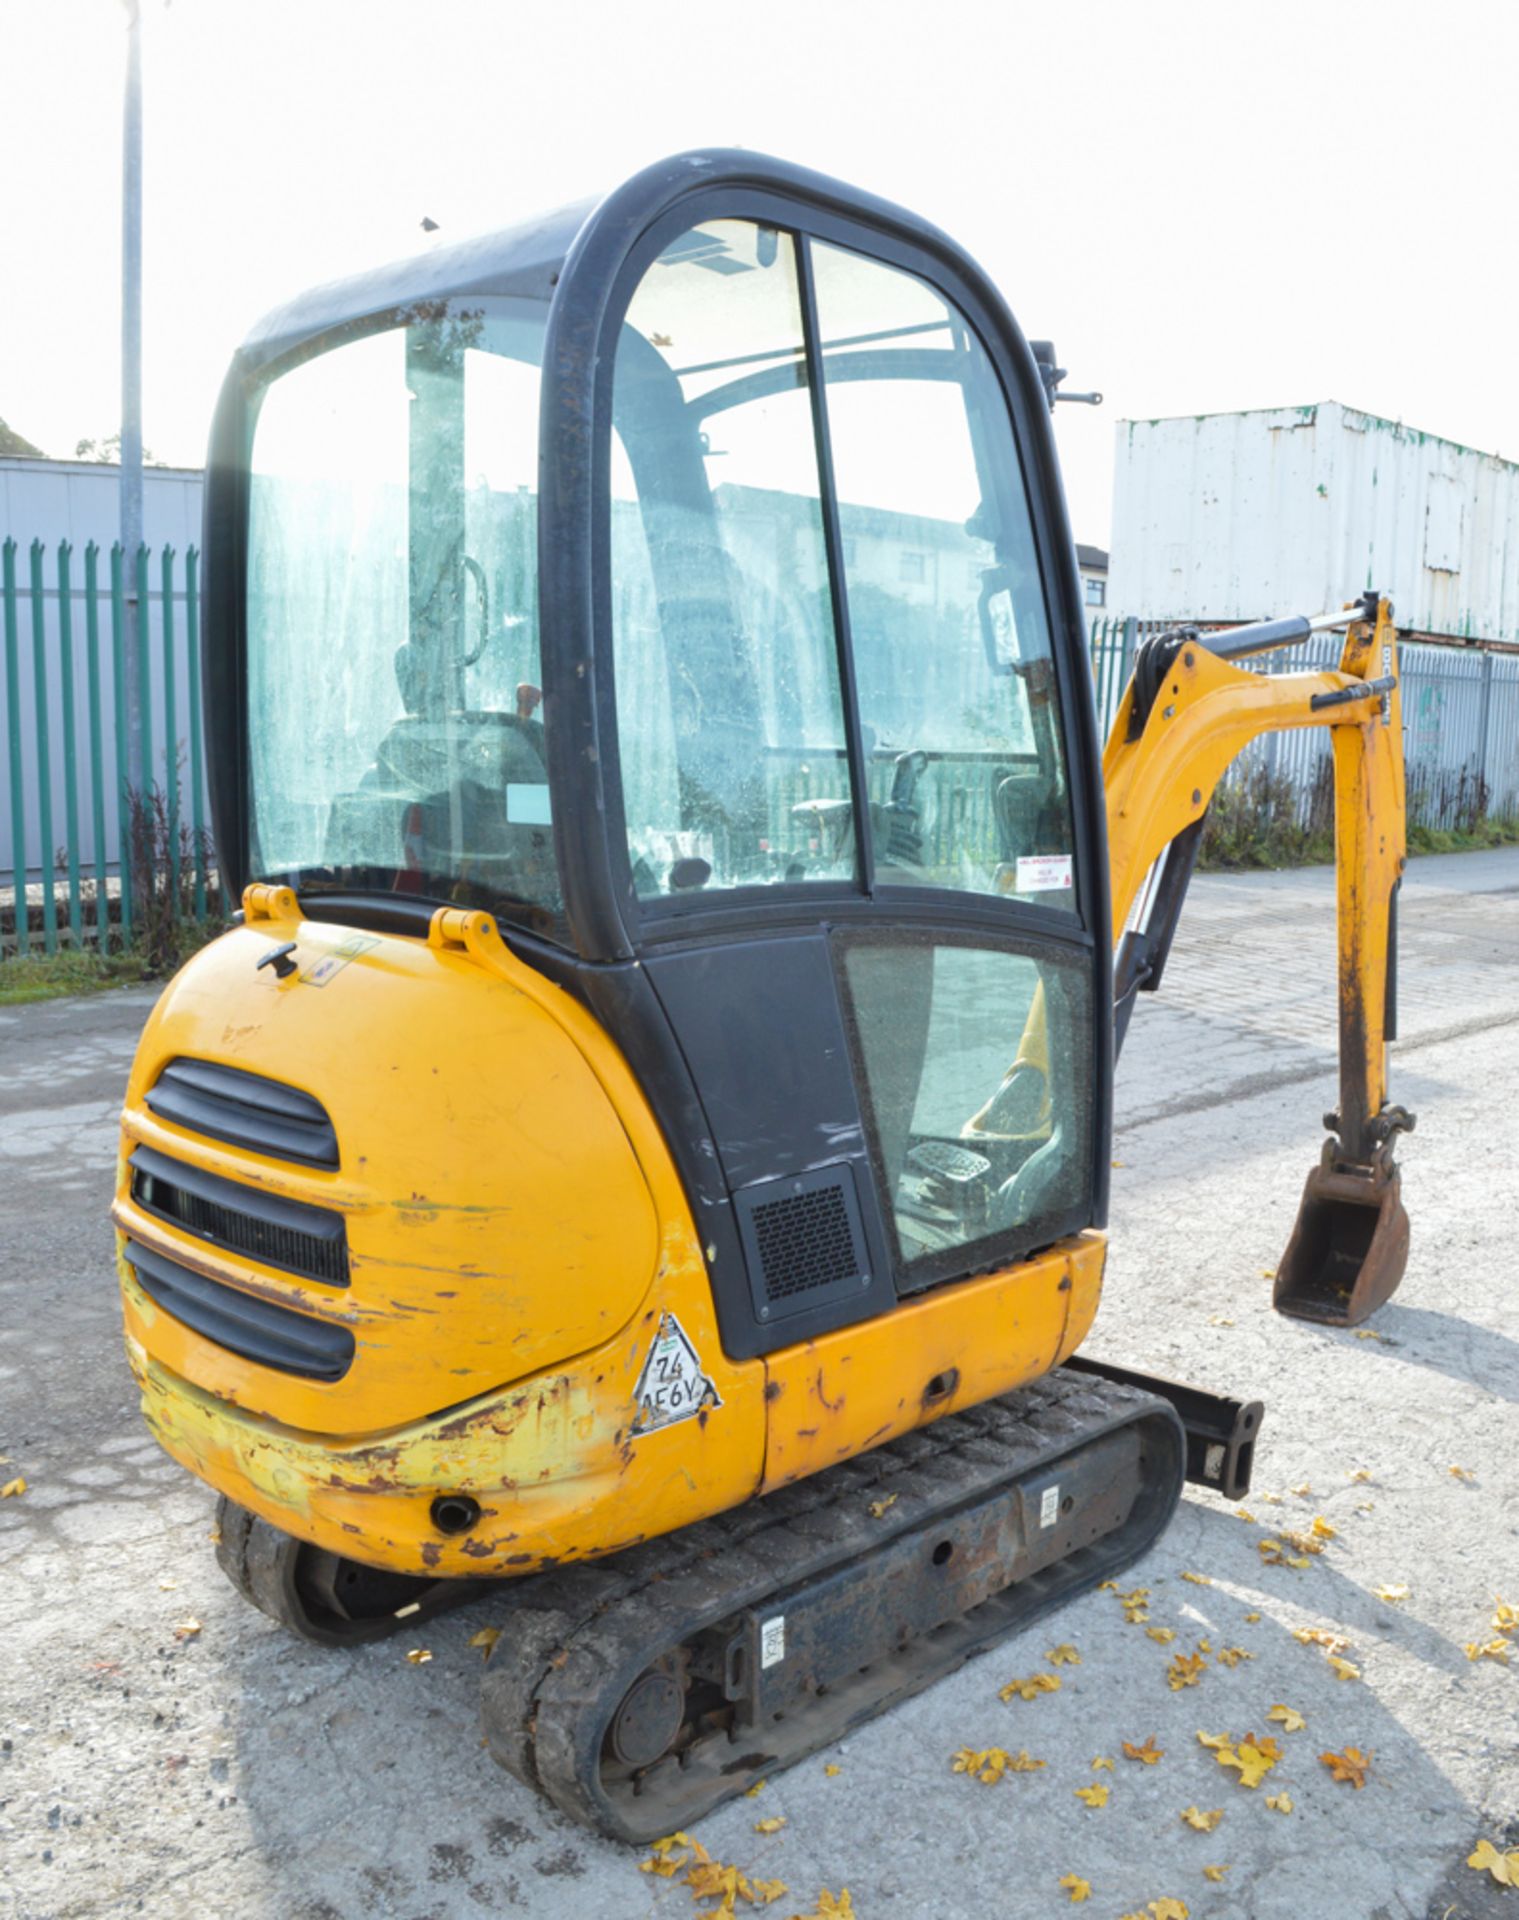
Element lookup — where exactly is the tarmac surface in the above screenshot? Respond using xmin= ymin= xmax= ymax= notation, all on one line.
xmin=2 ymin=848 xmax=1517 ymax=1920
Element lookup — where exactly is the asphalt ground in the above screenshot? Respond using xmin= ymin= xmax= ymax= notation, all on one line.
xmin=1 ymin=849 xmax=1516 ymax=1920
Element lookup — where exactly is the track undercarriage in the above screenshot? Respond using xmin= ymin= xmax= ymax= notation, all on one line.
xmin=217 ymin=1368 xmax=1186 ymax=1841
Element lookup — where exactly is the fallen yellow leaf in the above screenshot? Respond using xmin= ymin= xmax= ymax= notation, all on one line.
xmin=1294 ymin=1627 xmax=1351 ymax=1654
xmin=1266 ymin=1704 xmax=1306 ymax=1733
xmin=1167 ymin=1652 xmax=1206 ymax=1691
xmin=1124 ymin=1607 xmax=1151 ymax=1625
xmin=1092 ymin=1756 xmax=1114 ymax=1770
xmin=748 ymin=1879 xmax=788 ymax=1906
xmin=1372 ymin=1585 xmax=1410 ymax=1605
xmin=1000 ymin=1672 xmax=1062 ymax=1703
xmin=1122 ymin=1736 xmax=1165 ymax=1766
xmin=1319 ymin=1745 xmax=1372 ymax=1788
xmin=1468 ymin=1840 xmax=1519 ymax=1887
xmin=1202 ymin=1866 xmax=1229 ymax=1883
xmin=1264 ymin=1792 xmax=1293 ymax=1813
xmin=1146 ymin=1627 xmax=1177 ymax=1644
xmin=1111 ymin=1159 xmax=1126 ymax=1169
xmin=1215 ymin=1647 xmax=1253 ymax=1668
xmin=1290 ymin=1482 xmax=1312 ymax=1497
xmin=0 ymin=1477 xmax=25 ymax=1499
xmin=1046 ymin=1644 xmax=1081 ymax=1666
xmin=754 ymin=1816 xmax=786 ymax=1834
xmin=1147 ymin=1900 xmax=1190 ymax=1920
xmin=1180 ymin=1572 xmax=1211 ymax=1586
xmin=172 ymin=1619 xmax=202 ymax=1641
xmin=1491 ymin=1600 xmax=1517 ymax=1636
xmin=1465 ymin=1639 xmax=1511 ymax=1664
xmin=1244 ymin=1612 xmax=1261 ymax=1624
xmin=868 ymin=1494 xmax=898 ymax=1519
xmin=1058 ymin=1874 xmax=1093 ymax=1903
xmin=1180 ymin=1806 xmax=1223 ymax=1831
xmin=1258 ymin=1491 xmax=1282 ymax=1504
xmin=1327 ymin=1655 xmax=1361 ymax=1681
xmin=404 ymin=1648 xmax=432 ymax=1665
xmin=1349 ymin=1468 xmax=1373 ymax=1482
xmin=1073 ymin=1784 xmax=1109 ymax=1808
xmin=1450 ymin=1465 xmax=1476 ymax=1482
xmin=745 ymin=1779 xmax=768 ymax=1797
xmin=1353 ymin=1328 xmax=1386 ymax=1342
xmin=824 ymin=1764 xmax=842 ymax=1777
xmin=1234 ymin=1508 xmax=1256 ymax=1523
xmin=1196 ymin=1639 xmax=1212 ymax=1654
xmin=787 ymin=1891 xmax=848 ymax=1919
xmin=1259 ymin=1267 xmax=1276 ymax=1279
xmin=1195 ymin=1731 xmax=1230 ymax=1751
xmin=1214 ymin=1734 xmax=1281 ymax=1790
xmin=468 ymin=1627 xmax=501 ymax=1656
xmin=1310 ymin=1516 xmax=1337 ymax=1540
xmin=207 ymin=1524 xmax=222 ymax=1544
xmin=951 ymin=1746 xmax=1045 ymax=1784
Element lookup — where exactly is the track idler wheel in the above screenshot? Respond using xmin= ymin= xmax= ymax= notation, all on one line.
xmin=213 ymin=1497 xmax=481 ymax=1646
xmin=1274 ymin=1159 xmax=1409 ymax=1327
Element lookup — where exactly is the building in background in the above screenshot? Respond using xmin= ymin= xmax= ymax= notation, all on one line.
xmin=1076 ymin=544 xmax=1108 ymax=613
xmin=0 ymin=454 xmax=202 ymax=549
xmin=1107 ymin=401 xmax=1519 ymax=651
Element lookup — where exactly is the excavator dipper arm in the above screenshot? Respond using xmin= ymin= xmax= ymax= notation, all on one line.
xmin=1100 ymin=594 xmax=1415 ymax=1324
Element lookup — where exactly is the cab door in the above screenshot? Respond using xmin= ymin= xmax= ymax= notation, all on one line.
xmin=544 ymin=170 xmax=1111 ymax=1359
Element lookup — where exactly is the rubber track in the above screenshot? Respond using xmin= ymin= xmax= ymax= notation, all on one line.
xmin=481 ymin=1367 xmax=1175 ymax=1837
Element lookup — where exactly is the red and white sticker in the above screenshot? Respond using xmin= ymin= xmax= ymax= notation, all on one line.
xmin=1016 ymin=854 xmax=1074 ymax=893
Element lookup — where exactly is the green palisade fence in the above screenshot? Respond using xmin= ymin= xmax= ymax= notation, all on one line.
xmin=4 ymin=546 xmax=1518 ymax=961
xmin=1 ymin=537 xmax=217 ymax=957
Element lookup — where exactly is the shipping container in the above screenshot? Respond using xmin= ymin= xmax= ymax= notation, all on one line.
xmin=1107 ymin=401 xmax=1519 ymax=649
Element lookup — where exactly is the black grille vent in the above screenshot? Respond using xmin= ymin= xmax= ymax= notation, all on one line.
xmin=123 ymin=1240 xmax=355 ymax=1382
xmin=146 ymin=1058 xmax=339 ymax=1169
xmin=734 ymin=1165 xmax=870 ymax=1321
xmin=130 ymin=1145 xmax=348 ymax=1288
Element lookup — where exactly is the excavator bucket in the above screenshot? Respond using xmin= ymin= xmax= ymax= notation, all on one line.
xmin=1273 ymin=1161 xmax=1409 ymax=1326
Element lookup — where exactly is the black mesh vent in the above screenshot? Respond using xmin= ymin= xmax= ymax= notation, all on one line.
xmin=130 ymin=1146 xmax=348 ymax=1288
xmin=733 ymin=1165 xmax=870 ymax=1322
xmin=750 ymin=1185 xmax=860 ymax=1302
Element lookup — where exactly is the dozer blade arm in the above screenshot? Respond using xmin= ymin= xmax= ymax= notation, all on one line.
xmin=1102 ymin=595 xmax=1414 ymax=1325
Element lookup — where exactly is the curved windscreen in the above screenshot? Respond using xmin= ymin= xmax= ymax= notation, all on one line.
xmin=608 ymin=221 xmax=1076 ymax=912
xmin=246 ymin=297 xmax=562 ymax=935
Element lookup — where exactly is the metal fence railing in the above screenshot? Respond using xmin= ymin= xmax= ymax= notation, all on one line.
xmin=2 ymin=537 xmax=213 ymax=956
xmin=1088 ymin=616 xmax=1519 ymax=832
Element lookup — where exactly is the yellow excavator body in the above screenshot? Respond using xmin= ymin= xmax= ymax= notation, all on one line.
xmin=115 ymin=893 xmax=1102 ymax=1575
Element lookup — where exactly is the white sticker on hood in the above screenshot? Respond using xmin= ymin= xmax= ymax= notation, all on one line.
xmin=630 ymin=1310 xmax=722 ymax=1438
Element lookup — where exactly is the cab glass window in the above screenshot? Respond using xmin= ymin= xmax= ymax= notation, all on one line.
xmin=811 ymin=244 xmax=1077 ymax=910
xmin=838 ymin=933 xmax=1091 ymax=1285
xmin=246 ymin=299 xmax=561 ymax=936
xmin=610 ymin=221 xmax=852 ymax=899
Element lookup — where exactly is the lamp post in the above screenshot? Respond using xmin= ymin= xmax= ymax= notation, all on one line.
xmin=120 ymin=0 xmax=144 ymax=792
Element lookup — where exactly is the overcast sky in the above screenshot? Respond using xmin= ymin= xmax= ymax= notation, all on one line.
xmin=4 ymin=0 xmax=1515 ymax=545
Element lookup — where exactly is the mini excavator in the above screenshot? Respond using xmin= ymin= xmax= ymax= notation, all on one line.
xmin=112 ymin=152 xmax=1414 ymax=1841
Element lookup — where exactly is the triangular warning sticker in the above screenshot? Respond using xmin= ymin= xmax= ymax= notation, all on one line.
xmin=630 ymin=1310 xmax=721 ymax=1438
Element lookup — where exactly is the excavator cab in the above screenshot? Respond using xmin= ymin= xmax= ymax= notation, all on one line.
xmin=207 ymin=153 xmax=1113 ymax=1353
